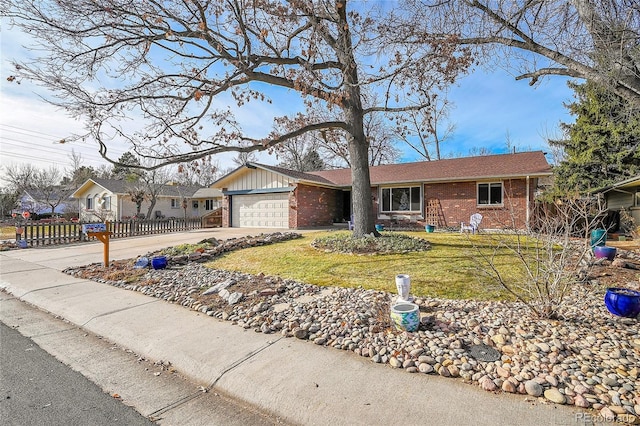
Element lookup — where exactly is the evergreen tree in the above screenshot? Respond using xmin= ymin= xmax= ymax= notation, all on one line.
xmin=550 ymin=81 xmax=640 ymax=192
xmin=301 ymin=150 xmax=325 ymax=172
xmin=112 ymin=152 xmax=142 ymax=181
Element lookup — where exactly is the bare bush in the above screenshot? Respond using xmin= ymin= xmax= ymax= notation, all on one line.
xmin=469 ymin=195 xmax=608 ymax=319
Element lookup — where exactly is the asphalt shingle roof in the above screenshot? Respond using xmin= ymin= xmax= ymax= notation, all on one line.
xmin=88 ymin=178 xmax=202 ymax=197
xmin=252 ymin=151 xmax=552 ymax=188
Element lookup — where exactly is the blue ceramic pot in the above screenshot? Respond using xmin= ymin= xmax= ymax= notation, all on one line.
xmin=151 ymin=256 xmax=168 ymax=270
xmin=425 ymin=225 xmax=435 ymax=233
xmin=593 ymin=246 xmax=617 ymax=261
xmin=604 ymin=288 xmax=640 ymax=318
xmin=375 ymin=224 xmax=384 ymax=232
xmin=590 ymin=229 xmax=607 ymax=247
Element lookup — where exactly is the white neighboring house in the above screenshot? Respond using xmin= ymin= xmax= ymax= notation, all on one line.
xmin=191 ymin=187 xmax=223 ymax=214
xmin=71 ymin=178 xmax=216 ymax=222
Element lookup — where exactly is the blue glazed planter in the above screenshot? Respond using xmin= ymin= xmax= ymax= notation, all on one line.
xmin=375 ymin=224 xmax=384 ymax=232
xmin=604 ymin=288 xmax=640 ymax=318
xmin=594 ymin=246 xmax=617 ymax=261
xmin=425 ymin=225 xmax=435 ymax=233
xmin=590 ymin=229 xmax=607 ymax=248
xmin=151 ymin=256 xmax=168 ymax=270
xmin=390 ymin=303 xmax=419 ymax=332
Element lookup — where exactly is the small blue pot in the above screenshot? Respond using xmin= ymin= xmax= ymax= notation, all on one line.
xmin=594 ymin=246 xmax=616 ymax=261
xmin=151 ymin=256 xmax=168 ymax=270
xmin=375 ymin=224 xmax=384 ymax=232
xmin=425 ymin=225 xmax=435 ymax=233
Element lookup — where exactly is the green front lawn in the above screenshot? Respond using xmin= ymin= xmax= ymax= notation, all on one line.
xmin=208 ymin=231 xmax=520 ymax=301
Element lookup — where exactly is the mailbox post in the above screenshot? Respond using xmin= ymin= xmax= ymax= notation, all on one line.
xmin=82 ymin=222 xmax=112 ymax=266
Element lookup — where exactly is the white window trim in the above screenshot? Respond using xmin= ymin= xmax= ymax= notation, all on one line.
xmin=379 ymin=185 xmax=423 ymax=214
xmin=477 ymin=181 xmax=504 ymax=207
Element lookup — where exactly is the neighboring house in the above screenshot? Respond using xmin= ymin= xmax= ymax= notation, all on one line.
xmin=71 ymin=178 xmax=205 ymax=222
xmin=593 ymin=175 xmax=640 ymax=229
xmin=212 ymin=151 xmax=553 ymax=230
xmin=191 ymin=187 xmax=224 ymax=216
xmin=19 ymin=188 xmax=75 ymax=216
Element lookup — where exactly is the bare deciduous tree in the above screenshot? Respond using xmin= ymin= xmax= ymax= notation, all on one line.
xmin=4 ymin=164 xmax=73 ymax=215
xmin=395 ymin=94 xmax=455 ymax=161
xmin=410 ymin=0 xmax=640 ymax=107
xmin=4 ymin=0 xmax=471 ymax=236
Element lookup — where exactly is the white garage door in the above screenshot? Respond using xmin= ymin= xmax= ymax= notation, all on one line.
xmin=231 ymin=193 xmax=290 ymax=228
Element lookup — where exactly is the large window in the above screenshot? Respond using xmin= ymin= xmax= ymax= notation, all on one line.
xmin=381 ymin=186 xmax=421 ymax=212
xmin=478 ymin=182 xmax=503 ymax=205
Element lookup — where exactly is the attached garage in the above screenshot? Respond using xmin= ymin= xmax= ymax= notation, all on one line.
xmin=231 ymin=192 xmax=290 ymax=228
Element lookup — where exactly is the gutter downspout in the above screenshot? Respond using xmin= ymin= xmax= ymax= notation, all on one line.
xmin=526 ymin=176 xmax=531 ymax=229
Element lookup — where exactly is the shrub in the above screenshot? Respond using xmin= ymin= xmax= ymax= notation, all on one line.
xmin=469 ymin=195 xmax=606 ymax=319
xmin=311 ymin=232 xmax=431 ymax=254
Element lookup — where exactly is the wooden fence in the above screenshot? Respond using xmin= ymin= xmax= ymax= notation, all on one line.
xmin=16 ymin=218 xmax=202 ymax=247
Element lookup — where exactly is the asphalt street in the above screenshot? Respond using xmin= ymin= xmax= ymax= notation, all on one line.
xmin=0 ymin=321 xmax=154 ymax=426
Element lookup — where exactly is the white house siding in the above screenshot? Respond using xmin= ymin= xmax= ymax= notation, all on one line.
xmin=226 ymin=168 xmax=295 ymax=191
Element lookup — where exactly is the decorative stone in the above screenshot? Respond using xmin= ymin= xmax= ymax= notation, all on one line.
xmin=544 ymin=389 xmax=566 ymax=404
xmin=525 ymin=380 xmax=543 ymax=397
xmin=389 ymin=357 xmax=402 ymax=368
xmin=228 ymin=292 xmax=243 ymax=305
xmin=501 ymin=380 xmax=516 ymax=393
xmin=418 ymin=363 xmax=434 ymax=374
xmin=600 ymin=407 xmax=616 ymax=421
xmin=293 ymin=328 xmax=308 ymax=339
xmin=574 ymin=394 xmax=590 ymax=408
xmin=479 ymin=376 xmax=497 ymax=392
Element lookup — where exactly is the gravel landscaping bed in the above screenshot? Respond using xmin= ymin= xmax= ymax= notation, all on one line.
xmin=63 ymin=233 xmax=640 ymax=424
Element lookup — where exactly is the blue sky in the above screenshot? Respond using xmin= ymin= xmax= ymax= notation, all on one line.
xmin=0 ymin=13 xmax=575 ymax=174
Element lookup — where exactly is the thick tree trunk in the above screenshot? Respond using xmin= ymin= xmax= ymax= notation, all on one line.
xmin=348 ymin=133 xmax=377 ymax=237
xmin=336 ymin=1 xmax=377 ymax=237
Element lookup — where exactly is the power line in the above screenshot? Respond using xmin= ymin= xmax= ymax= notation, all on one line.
xmin=1 ymin=139 xmax=111 ymax=162
xmin=0 ymin=123 xmax=68 ymax=140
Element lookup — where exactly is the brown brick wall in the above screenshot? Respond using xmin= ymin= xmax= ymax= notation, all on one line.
xmin=221 ymin=194 xmax=231 ymax=227
xmin=293 ymin=184 xmax=340 ymax=228
xmin=422 ymin=179 xmax=531 ymax=229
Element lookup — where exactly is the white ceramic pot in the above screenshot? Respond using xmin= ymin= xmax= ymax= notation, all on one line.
xmin=395 ymin=274 xmax=411 ymax=301
xmin=390 ymin=302 xmax=419 ymax=332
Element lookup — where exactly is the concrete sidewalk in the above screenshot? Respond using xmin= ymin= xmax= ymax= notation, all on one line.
xmin=0 ymin=228 xmax=592 ymax=425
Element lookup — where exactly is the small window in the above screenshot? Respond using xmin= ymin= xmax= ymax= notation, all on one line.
xmin=205 ymin=199 xmax=216 ymax=210
xmin=380 ymin=186 xmax=422 ymax=212
xmin=103 ymin=196 xmax=111 ymax=210
xmin=478 ymin=182 xmax=503 ymax=205
xmin=171 ymin=198 xmax=179 ymax=208
xmin=86 ymin=195 xmax=93 ymax=210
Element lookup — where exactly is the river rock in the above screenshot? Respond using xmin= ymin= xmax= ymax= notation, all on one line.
xmin=525 ymin=380 xmax=543 ymax=397
xmin=544 ymin=389 xmax=566 ymax=404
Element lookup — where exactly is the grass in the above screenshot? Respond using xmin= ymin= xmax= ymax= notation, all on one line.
xmin=1 ymin=224 xmax=80 ymax=240
xmin=1 ymin=226 xmax=15 ymax=240
xmin=208 ymin=231 xmax=522 ymax=301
